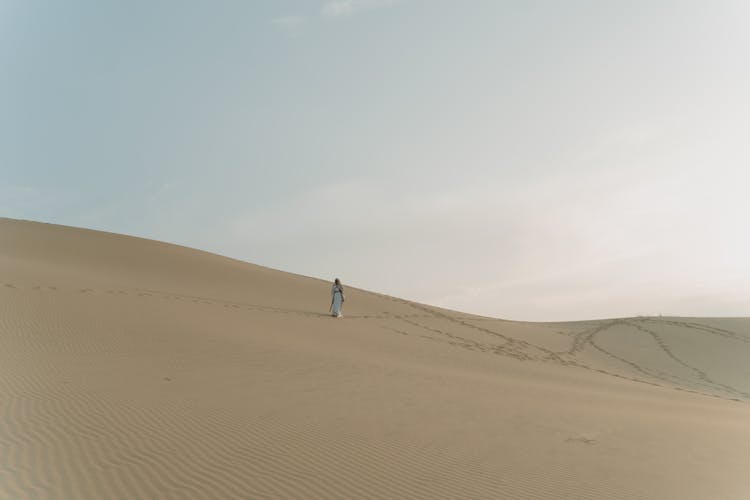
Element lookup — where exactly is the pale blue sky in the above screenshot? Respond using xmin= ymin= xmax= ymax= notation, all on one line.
xmin=3 ymin=1 xmax=748 ymax=320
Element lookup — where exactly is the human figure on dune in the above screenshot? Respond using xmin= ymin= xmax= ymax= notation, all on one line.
xmin=330 ymin=278 xmax=345 ymax=318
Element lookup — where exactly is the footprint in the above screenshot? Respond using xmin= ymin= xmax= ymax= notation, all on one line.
xmin=565 ymin=436 xmax=597 ymax=445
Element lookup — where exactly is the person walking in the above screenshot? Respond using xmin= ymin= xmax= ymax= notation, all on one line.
xmin=330 ymin=278 xmax=345 ymax=318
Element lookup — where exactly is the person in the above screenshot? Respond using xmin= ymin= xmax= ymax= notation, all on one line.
xmin=330 ymin=278 xmax=345 ymax=318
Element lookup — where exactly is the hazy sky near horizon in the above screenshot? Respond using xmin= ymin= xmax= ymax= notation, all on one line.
xmin=2 ymin=1 xmax=748 ymax=320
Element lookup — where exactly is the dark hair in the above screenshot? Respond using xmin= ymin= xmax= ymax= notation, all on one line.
xmin=334 ymin=278 xmax=341 ymax=285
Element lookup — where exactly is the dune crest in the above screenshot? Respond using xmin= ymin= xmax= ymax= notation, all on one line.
xmin=2 ymin=218 xmax=749 ymax=499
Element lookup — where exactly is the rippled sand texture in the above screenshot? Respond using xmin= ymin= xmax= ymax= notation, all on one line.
xmin=1 ymin=218 xmax=749 ymax=499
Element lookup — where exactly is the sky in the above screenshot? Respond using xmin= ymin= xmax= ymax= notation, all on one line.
xmin=2 ymin=0 xmax=748 ymax=321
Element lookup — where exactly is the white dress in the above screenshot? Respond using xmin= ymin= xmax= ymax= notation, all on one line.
xmin=331 ymin=284 xmax=344 ymax=317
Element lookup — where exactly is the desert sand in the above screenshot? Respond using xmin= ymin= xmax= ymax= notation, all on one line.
xmin=1 ymin=217 xmax=749 ymax=499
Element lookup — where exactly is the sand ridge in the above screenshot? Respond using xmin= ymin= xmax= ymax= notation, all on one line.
xmin=1 ymin=218 xmax=749 ymax=499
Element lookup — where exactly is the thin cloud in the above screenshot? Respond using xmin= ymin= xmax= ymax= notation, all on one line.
xmin=321 ymin=0 xmax=396 ymax=18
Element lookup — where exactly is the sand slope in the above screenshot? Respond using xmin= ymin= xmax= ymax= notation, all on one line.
xmin=1 ymin=218 xmax=749 ymax=499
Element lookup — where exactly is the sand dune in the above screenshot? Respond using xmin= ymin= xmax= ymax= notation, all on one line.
xmin=1 ymin=218 xmax=749 ymax=499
